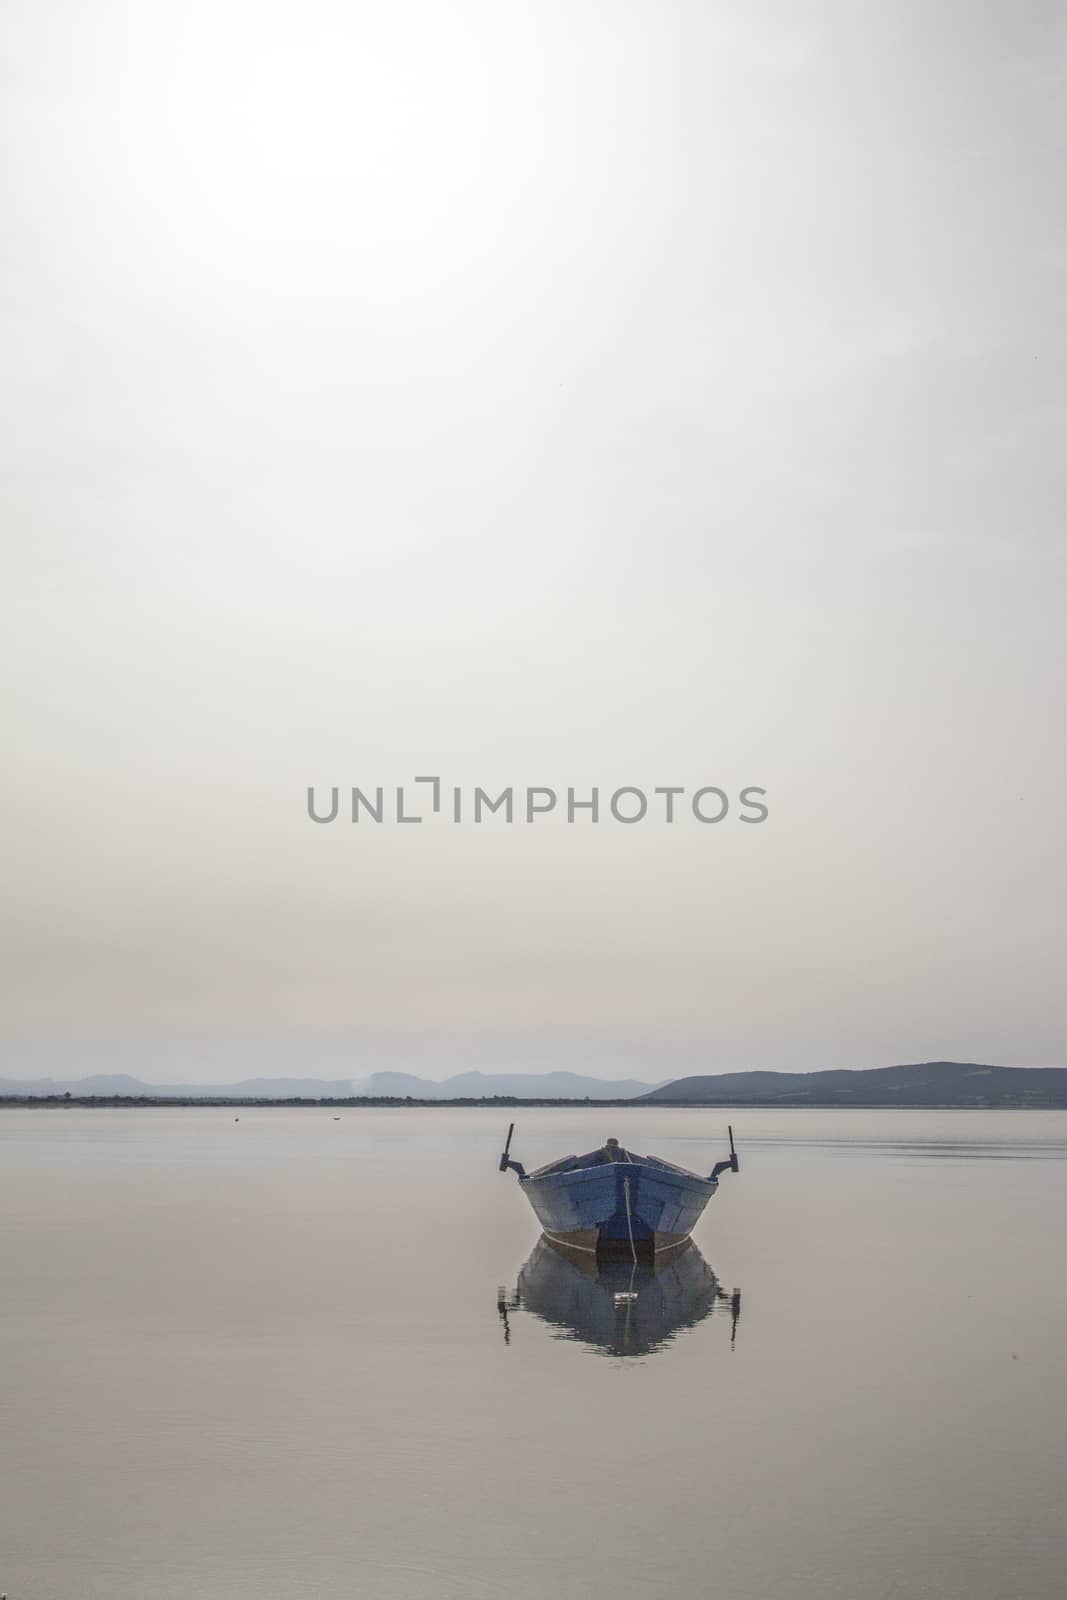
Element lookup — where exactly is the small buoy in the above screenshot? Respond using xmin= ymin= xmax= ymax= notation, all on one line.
xmin=234 ymin=1117 xmax=239 ymax=1122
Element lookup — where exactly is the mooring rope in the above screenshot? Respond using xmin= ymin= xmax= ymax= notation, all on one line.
xmin=622 ymin=1174 xmax=638 ymax=1264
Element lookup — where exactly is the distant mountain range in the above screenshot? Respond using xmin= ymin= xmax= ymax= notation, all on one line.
xmin=0 ymin=1070 xmax=660 ymax=1101
xmin=3 ymin=1062 xmax=1065 ymax=1107
xmin=640 ymin=1061 xmax=1067 ymax=1107
xmin=0 ymin=1074 xmax=360 ymax=1100
xmin=351 ymin=1071 xmax=660 ymax=1100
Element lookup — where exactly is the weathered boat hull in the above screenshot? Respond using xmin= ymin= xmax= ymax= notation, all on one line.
xmin=520 ymin=1158 xmax=717 ymax=1257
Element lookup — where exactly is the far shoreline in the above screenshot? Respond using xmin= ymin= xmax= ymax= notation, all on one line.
xmin=4 ymin=1096 xmax=1067 ymax=1111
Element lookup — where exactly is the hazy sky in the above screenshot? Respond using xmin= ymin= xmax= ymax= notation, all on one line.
xmin=4 ymin=1 xmax=1065 ymax=1082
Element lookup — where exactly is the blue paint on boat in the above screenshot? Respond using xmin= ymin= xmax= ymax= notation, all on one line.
xmin=499 ymin=1129 xmax=740 ymax=1257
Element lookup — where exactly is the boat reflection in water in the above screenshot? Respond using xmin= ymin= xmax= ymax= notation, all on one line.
xmin=498 ymin=1234 xmax=740 ymax=1358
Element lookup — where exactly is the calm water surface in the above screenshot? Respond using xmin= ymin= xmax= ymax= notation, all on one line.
xmin=2 ymin=1107 xmax=1065 ymax=1599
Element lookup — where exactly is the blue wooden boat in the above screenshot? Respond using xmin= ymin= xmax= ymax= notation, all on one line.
xmin=499 ymin=1234 xmax=740 ymax=1357
xmin=498 ymin=1125 xmax=739 ymax=1258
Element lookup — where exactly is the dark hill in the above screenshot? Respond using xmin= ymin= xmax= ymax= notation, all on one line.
xmin=639 ymin=1061 xmax=1067 ymax=1108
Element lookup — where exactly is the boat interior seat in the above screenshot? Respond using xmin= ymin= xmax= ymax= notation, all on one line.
xmin=529 ymin=1154 xmax=581 ymax=1177
xmin=530 ymin=1147 xmax=691 ymax=1178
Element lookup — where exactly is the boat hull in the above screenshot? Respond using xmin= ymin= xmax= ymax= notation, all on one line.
xmin=520 ymin=1159 xmax=717 ymax=1257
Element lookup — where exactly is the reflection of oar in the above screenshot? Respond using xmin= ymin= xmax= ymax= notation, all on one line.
xmin=497 ymin=1283 xmax=521 ymax=1346
xmin=729 ymin=1288 xmax=741 ymax=1348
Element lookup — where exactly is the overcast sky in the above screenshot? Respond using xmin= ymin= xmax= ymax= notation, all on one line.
xmin=3 ymin=1 xmax=1065 ymax=1083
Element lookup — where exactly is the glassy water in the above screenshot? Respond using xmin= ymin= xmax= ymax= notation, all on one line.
xmin=2 ymin=1107 xmax=1065 ymax=1599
